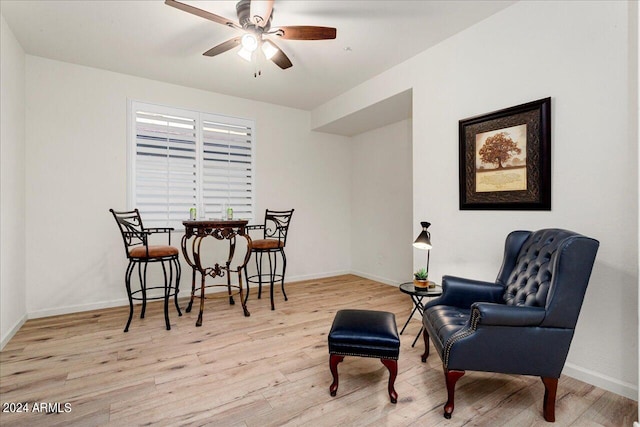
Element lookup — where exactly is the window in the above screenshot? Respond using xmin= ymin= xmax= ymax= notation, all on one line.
xmin=128 ymin=101 xmax=255 ymax=229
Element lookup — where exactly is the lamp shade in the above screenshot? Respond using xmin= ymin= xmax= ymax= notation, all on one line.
xmin=413 ymin=221 xmax=432 ymax=250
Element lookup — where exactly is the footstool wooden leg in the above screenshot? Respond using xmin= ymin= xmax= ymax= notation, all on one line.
xmin=329 ymin=354 xmax=344 ymax=396
xmin=381 ymin=359 xmax=398 ymax=404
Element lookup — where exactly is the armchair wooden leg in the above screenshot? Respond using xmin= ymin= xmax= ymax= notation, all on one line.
xmin=380 ymin=359 xmax=398 ymax=404
xmin=541 ymin=377 xmax=558 ymax=422
xmin=421 ymin=328 xmax=430 ymax=362
xmin=329 ymin=354 xmax=345 ymax=396
xmin=443 ymin=369 xmax=465 ymax=419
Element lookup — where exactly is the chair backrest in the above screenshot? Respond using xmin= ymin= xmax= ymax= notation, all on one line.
xmin=110 ymin=209 xmax=147 ymax=258
xmin=498 ymin=228 xmax=599 ymax=328
xmin=263 ymin=209 xmax=294 ymax=246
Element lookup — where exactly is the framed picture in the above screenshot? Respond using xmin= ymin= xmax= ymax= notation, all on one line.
xmin=459 ymin=97 xmax=551 ymax=210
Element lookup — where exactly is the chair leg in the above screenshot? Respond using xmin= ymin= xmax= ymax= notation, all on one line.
xmin=421 ymin=328 xmax=430 ymax=362
xmin=268 ymin=251 xmax=275 ymax=310
xmin=541 ymin=377 xmax=558 ymax=422
xmin=280 ymin=248 xmax=288 ymax=301
xmin=173 ymin=258 xmax=182 ymax=317
xmin=256 ymin=252 xmax=263 ymax=299
xmin=381 ymin=359 xmax=398 ymax=404
xmin=161 ymin=260 xmax=170 ymax=331
xmin=139 ymin=262 xmax=147 ymax=319
xmin=329 ymin=354 xmax=345 ymax=396
xmin=124 ymin=261 xmax=135 ymax=332
xmin=443 ymin=369 xmax=465 ymax=419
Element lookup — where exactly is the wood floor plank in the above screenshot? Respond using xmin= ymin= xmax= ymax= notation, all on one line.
xmin=0 ymin=274 xmax=636 ymax=426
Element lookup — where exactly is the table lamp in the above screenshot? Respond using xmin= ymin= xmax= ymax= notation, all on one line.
xmin=413 ymin=221 xmax=432 ymax=276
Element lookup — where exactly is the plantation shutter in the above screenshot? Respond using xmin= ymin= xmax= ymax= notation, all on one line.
xmin=130 ymin=101 xmax=254 ymax=229
xmin=201 ymin=114 xmax=254 ymax=220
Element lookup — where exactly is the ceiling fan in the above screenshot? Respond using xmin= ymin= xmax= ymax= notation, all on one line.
xmin=165 ymin=0 xmax=337 ymax=71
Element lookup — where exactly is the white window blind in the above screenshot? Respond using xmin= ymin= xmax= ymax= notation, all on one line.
xmin=129 ymin=101 xmax=255 ymax=228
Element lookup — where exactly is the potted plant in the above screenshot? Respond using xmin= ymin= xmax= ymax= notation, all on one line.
xmin=413 ymin=268 xmax=429 ymax=288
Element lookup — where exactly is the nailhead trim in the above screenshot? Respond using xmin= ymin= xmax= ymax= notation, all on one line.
xmin=329 ymin=351 xmax=399 ymax=361
xmin=443 ymin=307 xmax=480 ymax=367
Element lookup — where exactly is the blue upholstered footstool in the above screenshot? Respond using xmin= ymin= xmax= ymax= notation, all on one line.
xmin=328 ymin=309 xmax=400 ymax=403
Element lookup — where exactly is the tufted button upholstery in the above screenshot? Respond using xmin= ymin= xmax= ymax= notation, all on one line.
xmin=503 ymin=229 xmax=574 ymax=307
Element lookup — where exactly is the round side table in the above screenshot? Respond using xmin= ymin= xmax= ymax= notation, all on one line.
xmin=399 ymin=282 xmax=442 ymax=347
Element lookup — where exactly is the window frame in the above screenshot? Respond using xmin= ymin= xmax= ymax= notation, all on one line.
xmin=127 ymin=100 xmax=256 ymax=229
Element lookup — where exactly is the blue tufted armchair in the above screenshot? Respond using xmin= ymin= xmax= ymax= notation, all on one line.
xmin=421 ymin=229 xmax=599 ymax=421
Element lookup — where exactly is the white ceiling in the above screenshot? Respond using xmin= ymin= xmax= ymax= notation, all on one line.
xmin=1 ymin=0 xmax=514 ymax=111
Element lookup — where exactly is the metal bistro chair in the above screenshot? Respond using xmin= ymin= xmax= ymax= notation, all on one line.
xmin=244 ymin=209 xmax=294 ymax=310
xmin=110 ymin=209 xmax=182 ymax=331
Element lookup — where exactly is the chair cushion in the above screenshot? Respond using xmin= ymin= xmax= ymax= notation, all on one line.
xmin=252 ymin=239 xmax=284 ymax=250
xmin=423 ymin=305 xmax=470 ymax=351
xmin=129 ymin=245 xmax=178 ymax=258
xmin=328 ymin=309 xmax=400 ymax=360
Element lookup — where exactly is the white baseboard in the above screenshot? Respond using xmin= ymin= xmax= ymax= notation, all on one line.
xmin=27 ymin=298 xmax=130 ymax=320
xmin=563 ymin=362 xmax=638 ymax=401
xmin=23 ymin=270 xmax=352 ymax=321
xmin=349 ymin=270 xmax=401 ymax=287
xmin=286 ymin=270 xmax=352 ymax=282
xmin=0 ymin=313 xmax=27 ymax=351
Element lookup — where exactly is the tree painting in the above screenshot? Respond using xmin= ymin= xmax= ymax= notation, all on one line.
xmin=474 ymin=124 xmax=528 ymax=193
xmin=478 ymin=131 xmax=521 ymax=169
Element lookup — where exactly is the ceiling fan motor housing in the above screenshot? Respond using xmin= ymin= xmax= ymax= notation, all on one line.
xmin=236 ymin=0 xmax=272 ymax=31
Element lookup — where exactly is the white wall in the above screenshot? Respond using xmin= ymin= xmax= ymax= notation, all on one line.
xmin=0 ymin=15 xmax=27 ymax=349
xmin=350 ymin=119 xmax=413 ymax=285
xmin=314 ymin=0 xmax=638 ymax=400
xmin=24 ymin=56 xmax=352 ymax=318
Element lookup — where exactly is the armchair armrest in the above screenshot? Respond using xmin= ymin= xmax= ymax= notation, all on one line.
xmin=425 ymin=275 xmax=504 ymax=310
xmin=472 ymin=303 xmax=546 ymax=327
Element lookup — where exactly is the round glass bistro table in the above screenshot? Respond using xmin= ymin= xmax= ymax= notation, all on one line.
xmin=399 ymin=281 xmax=443 ymax=347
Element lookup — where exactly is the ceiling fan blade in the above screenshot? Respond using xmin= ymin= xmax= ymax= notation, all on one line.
xmin=268 ymin=41 xmax=293 ymax=69
xmin=203 ymin=37 xmax=242 ymax=57
xmin=165 ymin=0 xmax=241 ymax=29
xmin=272 ymin=26 xmax=337 ymax=40
xmin=249 ymin=0 xmax=274 ymax=28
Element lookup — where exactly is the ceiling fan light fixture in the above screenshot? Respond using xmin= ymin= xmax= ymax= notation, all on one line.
xmin=261 ymin=40 xmax=278 ymax=60
xmin=241 ymin=33 xmax=259 ymax=52
xmin=237 ymin=47 xmax=253 ymax=62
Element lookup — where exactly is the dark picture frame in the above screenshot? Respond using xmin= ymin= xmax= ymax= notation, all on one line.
xmin=459 ymin=97 xmax=551 ymax=210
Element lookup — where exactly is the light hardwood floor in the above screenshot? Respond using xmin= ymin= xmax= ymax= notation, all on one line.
xmin=0 ymin=275 xmax=637 ymax=426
